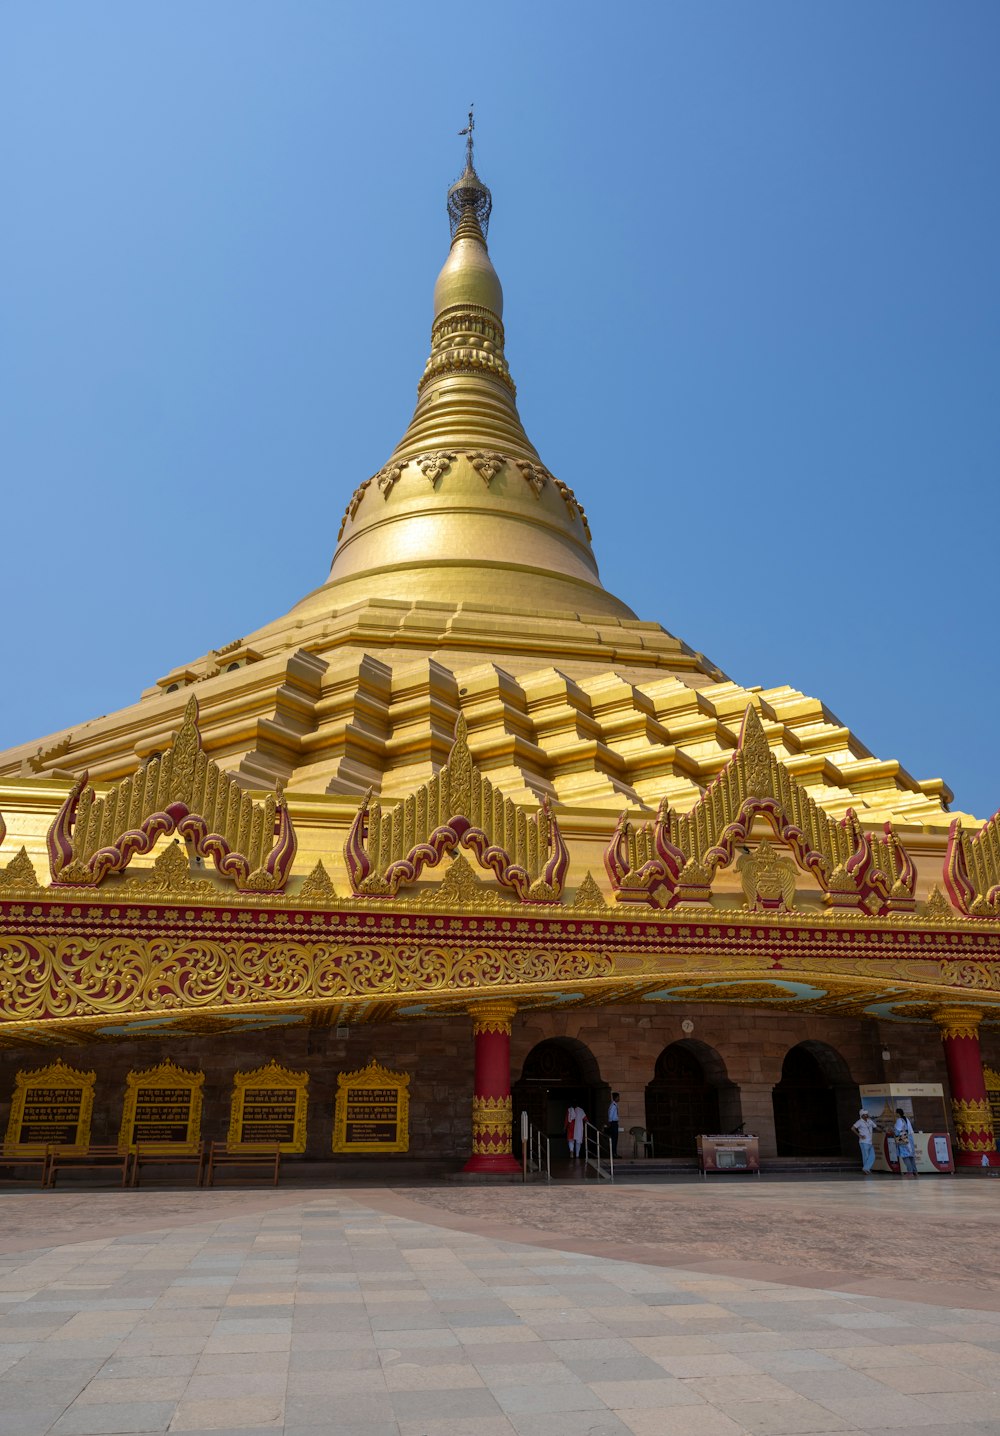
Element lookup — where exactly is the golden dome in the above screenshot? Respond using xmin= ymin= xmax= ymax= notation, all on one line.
xmin=293 ymin=148 xmax=635 ymax=622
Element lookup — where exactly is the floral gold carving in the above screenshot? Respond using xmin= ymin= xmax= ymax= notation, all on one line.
xmin=416 ymin=451 xmax=457 ymax=484
xmin=468 ymin=451 xmax=505 ymax=484
xmin=298 ymin=861 xmax=338 ymax=904
xmin=922 ymin=886 xmax=955 ymax=921
xmin=376 ymin=461 xmax=407 ymax=499
xmin=0 ymin=848 xmax=40 ymax=890
xmin=514 ymin=459 xmax=549 ymax=498
xmin=737 ymin=841 xmax=796 ymax=912
xmin=571 ymin=872 xmax=608 ymax=911
xmin=0 ymin=934 xmax=613 ymax=1025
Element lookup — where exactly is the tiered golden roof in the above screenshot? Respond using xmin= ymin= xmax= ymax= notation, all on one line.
xmin=0 ymin=136 xmax=964 ymax=864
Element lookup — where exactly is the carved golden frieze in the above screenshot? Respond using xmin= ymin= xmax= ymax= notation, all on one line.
xmin=47 ymin=696 xmax=296 ymax=893
xmin=335 ymin=452 xmax=593 ymax=540
xmin=605 ymin=706 xmax=917 ymax=918
xmin=0 ymin=934 xmax=612 ymax=1026
xmin=344 ymin=715 xmax=568 ymax=903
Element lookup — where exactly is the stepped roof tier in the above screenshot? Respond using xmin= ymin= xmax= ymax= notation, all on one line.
xmin=0 ymin=145 xmax=957 ymax=830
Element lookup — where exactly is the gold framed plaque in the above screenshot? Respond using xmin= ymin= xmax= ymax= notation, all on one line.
xmin=333 ymin=1059 xmax=409 ymax=1154
xmin=118 ymin=1060 xmax=204 ymax=1154
xmin=4 ymin=1061 xmax=96 ymax=1155
xmin=227 ymin=1061 xmax=308 ymax=1154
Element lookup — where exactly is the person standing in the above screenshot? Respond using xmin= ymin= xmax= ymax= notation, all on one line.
xmin=851 ymin=1109 xmax=877 ymax=1175
xmin=607 ymin=1092 xmax=620 ymax=1159
xmin=893 ymin=1107 xmax=918 ymax=1177
xmin=565 ymin=1104 xmax=586 ymax=1159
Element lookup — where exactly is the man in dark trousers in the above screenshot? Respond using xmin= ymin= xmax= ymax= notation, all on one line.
xmin=607 ymin=1092 xmax=620 ymax=1158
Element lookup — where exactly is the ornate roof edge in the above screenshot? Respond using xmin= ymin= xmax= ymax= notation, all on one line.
xmin=46 ymin=696 xmax=296 ymax=893
xmin=605 ymin=704 xmax=919 ymax=917
xmin=343 ymin=713 xmax=568 ymax=903
xmin=946 ymin=811 xmax=1000 ymax=918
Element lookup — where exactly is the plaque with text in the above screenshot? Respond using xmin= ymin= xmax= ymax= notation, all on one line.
xmin=4 ymin=1061 xmax=96 ymax=1155
xmin=333 ymin=1059 xmax=409 ymax=1154
xmin=118 ymin=1061 xmax=204 ymax=1154
xmin=228 ymin=1062 xmax=308 ymax=1153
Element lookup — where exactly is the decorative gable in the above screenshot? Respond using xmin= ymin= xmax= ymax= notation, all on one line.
xmin=343 ymin=714 xmax=568 ymax=902
xmin=604 ymin=705 xmax=917 ymax=916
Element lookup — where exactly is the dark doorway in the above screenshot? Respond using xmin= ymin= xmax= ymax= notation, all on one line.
xmin=512 ymin=1039 xmax=608 ymax=1158
xmin=772 ymin=1042 xmax=858 ymax=1157
xmin=645 ymin=1041 xmax=740 ymax=1158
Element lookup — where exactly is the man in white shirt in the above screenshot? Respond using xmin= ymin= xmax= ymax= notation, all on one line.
xmin=851 ymin=1110 xmax=877 ymax=1174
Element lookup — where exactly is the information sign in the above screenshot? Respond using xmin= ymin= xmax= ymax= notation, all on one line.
xmin=3 ymin=1061 xmax=96 ymax=1155
xmin=118 ymin=1062 xmax=204 ymax=1154
xmin=333 ymin=1059 xmax=409 ymax=1154
xmin=227 ymin=1062 xmax=309 ymax=1154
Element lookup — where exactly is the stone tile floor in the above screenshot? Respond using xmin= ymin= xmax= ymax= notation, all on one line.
xmin=0 ymin=1179 xmax=998 ymax=1434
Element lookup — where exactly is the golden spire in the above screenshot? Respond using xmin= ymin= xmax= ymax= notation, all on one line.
xmin=313 ymin=120 xmax=633 ymax=620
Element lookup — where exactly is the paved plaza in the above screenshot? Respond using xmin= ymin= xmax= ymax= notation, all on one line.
xmin=0 ymin=1179 xmax=999 ymax=1435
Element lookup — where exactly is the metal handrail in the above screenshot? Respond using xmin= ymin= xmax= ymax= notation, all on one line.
xmin=520 ymin=1113 xmax=551 ymax=1183
xmin=584 ymin=1120 xmax=615 ymax=1182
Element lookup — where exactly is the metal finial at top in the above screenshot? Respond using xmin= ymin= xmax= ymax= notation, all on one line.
xmin=458 ymin=104 xmax=475 ymax=173
xmin=448 ymin=103 xmax=492 ymax=240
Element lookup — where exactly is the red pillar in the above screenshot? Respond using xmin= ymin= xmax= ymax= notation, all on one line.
xmin=463 ymin=1001 xmax=521 ymax=1174
xmin=934 ymin=1006 xmax=998 ymax=1167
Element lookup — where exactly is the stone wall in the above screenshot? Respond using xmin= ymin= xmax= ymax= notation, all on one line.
xmin=0 ymin=1018 xmax=474 ymax=1163
xmin=0 ymin=1003 xmax=959 ymax=1166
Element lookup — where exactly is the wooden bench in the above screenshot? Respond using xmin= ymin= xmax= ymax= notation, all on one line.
xmin=47 ymin=1145 xmax=131 ymax=1188
xmin=0 ymin=1149 xmax=51 ymax=1188
xmin=130 ymin=1142 xmax=206 ymax=1188
xmin=205 ymin=1141 xmax=281 ymax=1187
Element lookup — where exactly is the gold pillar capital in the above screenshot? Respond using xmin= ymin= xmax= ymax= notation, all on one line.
xmin=467 ymin=1001 xmax=518 ymax=1036
xmin=932 ymin=1006 xmax=984 ymax=1041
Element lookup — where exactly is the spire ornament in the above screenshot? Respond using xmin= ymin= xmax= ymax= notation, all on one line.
xmin=448 ymin=104 xmax=492 ymax=240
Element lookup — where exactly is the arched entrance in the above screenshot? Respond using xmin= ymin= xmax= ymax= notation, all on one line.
xmin=512 ymin=1039 xmax=608 ymax=1157
xmin=645 ymin=1040 xmax=741 ymax=1157
xmin=771 ymin=1041 xmax=860 ymax=1157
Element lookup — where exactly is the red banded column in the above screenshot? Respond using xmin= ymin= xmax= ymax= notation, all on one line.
xmin=463 ymin=1001 xmax=520 ymax=1174
xmin=933 ymin=1006 xmax=998 ymax=1168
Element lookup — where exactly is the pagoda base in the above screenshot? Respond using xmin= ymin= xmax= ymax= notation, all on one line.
xmin=955 ymin=1151 xmax=1000 ymax=1168
xmin=462 ymin=1153 xmax=522 ymax=1175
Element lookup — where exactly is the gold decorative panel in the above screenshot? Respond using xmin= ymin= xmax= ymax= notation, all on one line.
xmin=333 ymin=1059 xmax=409 ymax=1154
xmin=117 ymin=1060 xmax=204 ymax=1155
xmin=227 ymin=1061 xmax=309 ymax=1154
xmin=4 ymin=1060 xmax=95 ymax=1156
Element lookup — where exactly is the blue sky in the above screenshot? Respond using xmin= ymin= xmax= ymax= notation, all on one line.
xmin=2 ymin=3 xmax=998 ymax=815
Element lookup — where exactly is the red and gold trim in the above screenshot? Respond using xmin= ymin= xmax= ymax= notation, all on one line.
xmin=464 ymin=1000 xmax=520 ymax=1174
xmin=933 ymin=1006 xmax=999 ymax=1166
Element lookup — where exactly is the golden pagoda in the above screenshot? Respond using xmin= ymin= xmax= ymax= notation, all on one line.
xmin=1 ymin=124 xmax=999 ymax=1176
